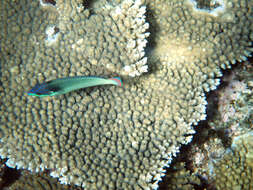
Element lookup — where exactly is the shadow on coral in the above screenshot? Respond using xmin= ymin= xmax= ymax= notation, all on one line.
xmin=0 ymin=165 xmax=21 ymax=189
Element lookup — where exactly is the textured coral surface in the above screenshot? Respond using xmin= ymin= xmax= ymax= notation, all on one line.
xmin=0 ymin=0 xmax=252 ymax=189
xmin=213 ymin=133 xmax=253 ymax=190
xmin=158 ymin=60 xmax=252 ymax=190
xmin=7 ymin=171 xmax=81 ymax=190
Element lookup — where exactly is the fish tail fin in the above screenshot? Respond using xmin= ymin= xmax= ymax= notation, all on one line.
xmin=109 ymin=77 xmax=123 ymax=87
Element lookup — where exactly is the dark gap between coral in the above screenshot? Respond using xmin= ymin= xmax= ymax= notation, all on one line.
xmin=158 ymin=61 xmax=249 ymax=190
xmin=42 ymin=0 xmax=56 ymax=6
xmin=0 ymin=165 xmax=21 ymax=189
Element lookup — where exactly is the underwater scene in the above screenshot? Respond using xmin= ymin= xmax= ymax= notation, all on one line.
xmin=0 ymin=0 xmax=252 ymax=189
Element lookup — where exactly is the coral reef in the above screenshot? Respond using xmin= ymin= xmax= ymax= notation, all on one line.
xmin=7 ymin=171 xmax=81 ymax=190
xmin=55 ymin=0 xmax=150 ymax=77
xmin=159 ymin=162 xmax=201 ymax=190
xmin=163 ymin=60 xmax=252 ymax=189
xmin=0 ymin=159 xmax=21 ymax=190
xmin=0 ymin=0 xmax=252 ymax=189
xmin=207 ymin=61 xmax=252 ymax=189
xmin=209 ymin=61 xmax=252 ymax=135
xmin=212 ymin=132 xmax=253 ymax=190
xmin=189 ymin=136 xmax=226 ymax=179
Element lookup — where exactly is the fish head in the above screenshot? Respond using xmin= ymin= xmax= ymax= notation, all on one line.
xmin=27 ymin=82 xmax=56 ymax=97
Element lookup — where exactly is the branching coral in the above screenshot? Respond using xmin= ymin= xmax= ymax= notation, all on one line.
xmin=0 ymin=0 xmax=252 ymax=189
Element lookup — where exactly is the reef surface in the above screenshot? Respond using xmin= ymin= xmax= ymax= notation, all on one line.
xmin=0 ymin=0 xmax=252 ymax=189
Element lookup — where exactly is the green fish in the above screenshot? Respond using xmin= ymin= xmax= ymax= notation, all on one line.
xmin=27 ymin=76 xmax=123 ymax=97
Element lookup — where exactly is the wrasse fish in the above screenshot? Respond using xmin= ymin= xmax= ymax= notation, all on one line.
xmin=27 ymin=76 xmax=123 ymax=97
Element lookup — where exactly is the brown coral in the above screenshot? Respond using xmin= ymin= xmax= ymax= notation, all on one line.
xmin=7 ymin=171 xmax=81 ymax=190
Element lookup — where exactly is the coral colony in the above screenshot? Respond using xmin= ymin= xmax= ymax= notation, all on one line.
xmin=0 ymin=0 xmax=252 ymax=189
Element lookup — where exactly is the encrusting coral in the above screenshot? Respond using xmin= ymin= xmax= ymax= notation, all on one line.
xmin=0 ymin=0 xmax=252 ymax=189
xmin=212 ymin=133 xmax=253 ymax=190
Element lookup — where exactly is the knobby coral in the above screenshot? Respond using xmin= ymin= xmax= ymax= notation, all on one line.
xmin=8 ymin=171 xmax=80 ymax=190
xmin=0 ymin=0 xmax=252 ymax=189
xmin=212 ymin=133 xmax=253 ymax=190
